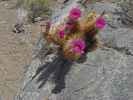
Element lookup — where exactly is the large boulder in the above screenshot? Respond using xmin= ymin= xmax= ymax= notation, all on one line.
xmin=15 ymin=1 xmax=133 ymax=100
xmin=15 ymin=36 xmax=133 ymax=100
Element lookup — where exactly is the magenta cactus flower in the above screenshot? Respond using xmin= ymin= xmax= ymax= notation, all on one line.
xmin=65 ymin=22 xmax=74 ymax=30
xmin=69 ymin=39 xmax=86 ymax=54
xmin=69 ymin=7 xmax=81 ymax=20
xmin=58 ymin=30 xmax=65 ymax=38
xmin=58 ymin=26 xmax=65 ymax=38
xmin=96 ymin=16 xmax=106 ymax=29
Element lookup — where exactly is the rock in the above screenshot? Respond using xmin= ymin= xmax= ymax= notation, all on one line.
xmin=0 ymin=20 xmax=7 ymax=24
xmin=0 ymin=96 xmax=3 ymax=100
xmin=16 ymin=1 xmax=133 ymax=100
xmin=16 ymin=44 xmax=133 ymax=100
xmin=13 ymin=23 xmax=25 ymax=33
xmin=119 ymin=0 xmax=133 ymax=26
xmin=100 ymin=28 xmax=133 ymax=56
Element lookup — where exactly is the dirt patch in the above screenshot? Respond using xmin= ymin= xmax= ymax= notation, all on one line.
xmin=0 ymin=1 xmax=40 ymax=100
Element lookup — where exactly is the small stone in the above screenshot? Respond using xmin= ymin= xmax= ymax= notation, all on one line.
xmin=4 ymin=3 xmax=8 ymax=7
xmin=0 ymin=21 xmax=7 ymax=24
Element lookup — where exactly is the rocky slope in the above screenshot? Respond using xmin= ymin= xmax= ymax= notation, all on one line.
xmin=15 ymin=0 xmax=133 ymax=100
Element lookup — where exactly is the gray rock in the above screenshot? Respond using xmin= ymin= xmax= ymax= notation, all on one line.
xmin=0 ymin=96 xmax=3 ymax=100
xmin=17 ymin=46 xmax=133 ymax=100
xmin=16 ymin=1 xmax=133 ymax=100
xmin=100 ymin=28 xmax=133 ymax=56
xmin=119 ymin=0 xmax=133 ymax=26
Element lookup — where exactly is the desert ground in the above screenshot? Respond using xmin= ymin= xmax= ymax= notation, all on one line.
xmin=0 ymin=0 xmax=39 ymax=99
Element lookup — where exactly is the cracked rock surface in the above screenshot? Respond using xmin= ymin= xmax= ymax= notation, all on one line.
xmin=16 ymin=1 xmax=133 ymax=100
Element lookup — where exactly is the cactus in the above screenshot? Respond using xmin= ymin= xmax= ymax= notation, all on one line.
xmin=47 ymin=8 xmax=105 ymax=60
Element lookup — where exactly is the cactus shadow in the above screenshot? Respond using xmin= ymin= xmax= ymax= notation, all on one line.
xmin=32 ymin=55 xmax=73 ymax=94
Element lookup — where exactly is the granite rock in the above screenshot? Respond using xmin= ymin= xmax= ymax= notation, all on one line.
xmin=16 ymin=1 xmax=133 ymax=100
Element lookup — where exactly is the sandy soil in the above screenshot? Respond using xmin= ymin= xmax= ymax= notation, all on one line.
xmin=0 ymin=1 xmax=40 ymax=100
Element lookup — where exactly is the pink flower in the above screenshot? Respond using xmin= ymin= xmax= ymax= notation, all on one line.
xmin=58 ymin=26 xmax=65 ymax=38
xmin=69 ymin=39 xmax=86 ymax=54
xmin=96 ymin=17 xmax=106 ymax=29
xmin=69 ymin=7 xmax=81 ymax=20
xmin=58 ymin=30 xmax=65 ymax=38
xmin=65 ymin=22 xmax=75 ymax=30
